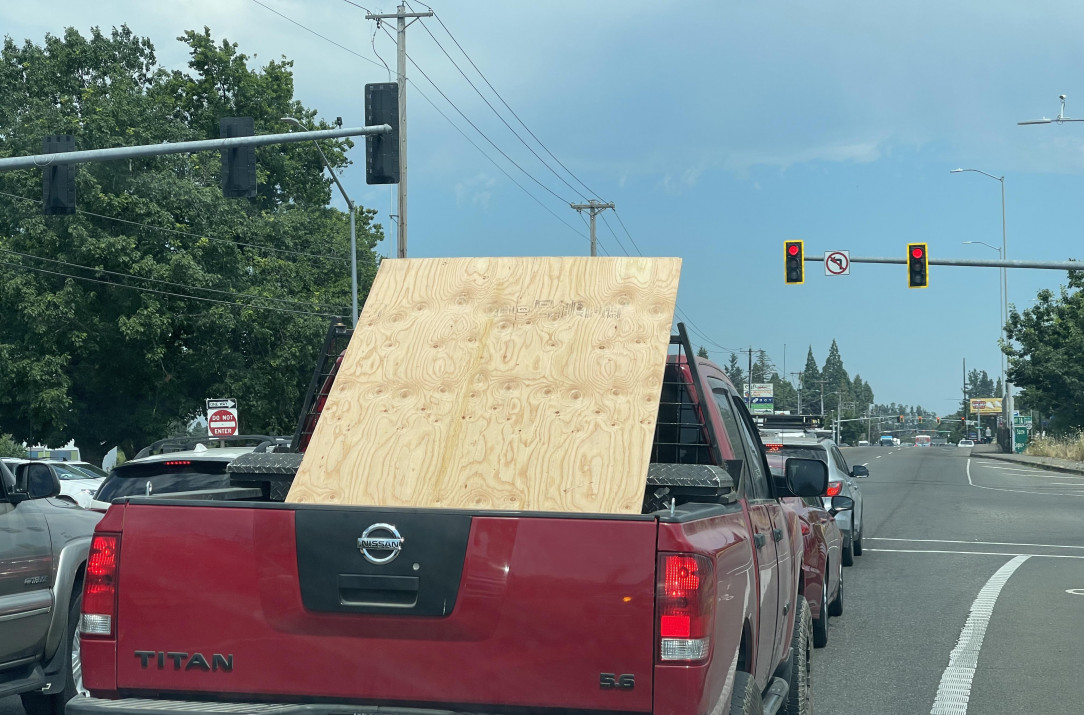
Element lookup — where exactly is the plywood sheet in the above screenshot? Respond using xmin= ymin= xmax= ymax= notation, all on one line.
xmin=287 ymin=256 xmax=681 ymax=514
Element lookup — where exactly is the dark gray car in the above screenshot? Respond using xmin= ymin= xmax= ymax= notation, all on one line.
xmin=0 ymin=460 xmax=101 ymax=715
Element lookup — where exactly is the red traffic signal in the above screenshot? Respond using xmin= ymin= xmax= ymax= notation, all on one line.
xmin=907 ymin=242 xmax=928 ymax=288
xmin=784 ymin=241 xmax=804 ymax=284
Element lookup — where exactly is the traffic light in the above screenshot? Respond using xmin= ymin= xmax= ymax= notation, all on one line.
xmin=365 ymin=82 xmax=400 ymax=184
xmin=907 ymin=242 xmax=928 ymax=288
xmin=784 ymin=240 xmax=804 ymax=284
xmin=918 ymin=415 xmax=923 ymax=423
xmin=898 ymin=415 xmax=904 ymax=423
xmin=42 ymin=134 xmax=76 ymax=215
xmin=220 ymin=117 xmax=256 ymax=198
xmin=936 ymin=416 xmax=941 ymax=425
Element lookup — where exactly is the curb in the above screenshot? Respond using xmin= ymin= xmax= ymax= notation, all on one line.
xmin=969 ymin=451 xmax=1084 ymax=476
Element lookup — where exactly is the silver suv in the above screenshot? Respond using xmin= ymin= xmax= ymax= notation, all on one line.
xmin=0 ymin=460 xmax=101 ymax=715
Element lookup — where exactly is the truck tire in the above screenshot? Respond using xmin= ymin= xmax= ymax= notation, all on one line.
xmin=827 ymin=560 xmax=843 ymax=617
xmin=782 ymin=596 xmax=812 ymax=715
xmin=812 ymin=577 xmax=828 ymax=648
xmin=21 ymin=590 xmax=82 ymax=715
xmin=728 ymin=670 xmax=763 ymax=715
xmin=841 ymin=535 xmax=855 ymax=567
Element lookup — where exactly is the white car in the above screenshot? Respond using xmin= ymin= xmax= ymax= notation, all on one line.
xmin=958 ymin=439 xmax=975 ymax=448
xmin=857 ymin=439 xmax=870 ymax=446
xmin=0 ymin=458 xmax=108 ymax=508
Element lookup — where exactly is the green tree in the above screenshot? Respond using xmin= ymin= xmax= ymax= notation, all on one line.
xmin=800 ymin=347 xmax=821 ymax=415
xmin=0 ymin=434 xmax=28 ymax=458
xmin=750 ymin=349 xmax=772 ymax=383
xmin=0 ymin=26 xmax=384 ymax=462
xmin=697 ymin=345 xmax=709 ymax=359
xmin=724 ymin=353 xmax=745 ymax=388
xmin=1005 ymin=277 xmax=1084 ymax=431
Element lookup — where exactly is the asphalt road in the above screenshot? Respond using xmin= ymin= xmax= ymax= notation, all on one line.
xmin=812 ymin=445 xmax=1084 ymax=715
xmin=5 ymin=445 xmax=1080 ymax=715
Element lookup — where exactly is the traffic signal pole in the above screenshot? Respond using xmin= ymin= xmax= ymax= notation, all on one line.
xmin=0 ymin=125 xmax=392 ymax=173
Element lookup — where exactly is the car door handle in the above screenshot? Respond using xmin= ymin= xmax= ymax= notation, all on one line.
xmin=772 ymin=527 xmax=784 ymax=542
xmin=754 ymin=533 xmax=766 ymax=549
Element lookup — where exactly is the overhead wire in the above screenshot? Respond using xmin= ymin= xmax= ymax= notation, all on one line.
xmin=0 ymin=259 xmax=342 ymax=318
xmin=0 ymin=248 xmax=349 ymax=311
xmin=411 ymin=11 xmax=590 ymax=202
xmin=0 ymin=190 xmax=349 ymax=263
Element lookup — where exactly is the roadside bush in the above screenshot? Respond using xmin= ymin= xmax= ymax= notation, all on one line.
xmin=1026 ymin=432 xmax=1084 ymax=461
xmin=0 ymin=433 xmax=28 ymax=458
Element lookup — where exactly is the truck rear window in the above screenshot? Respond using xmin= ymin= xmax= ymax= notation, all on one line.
xmin=95 ymin=462 xmax=231 ymax=502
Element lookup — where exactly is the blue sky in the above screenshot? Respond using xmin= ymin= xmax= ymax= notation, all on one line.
xmin=4 ymin=0 xmax=1084 ymax=414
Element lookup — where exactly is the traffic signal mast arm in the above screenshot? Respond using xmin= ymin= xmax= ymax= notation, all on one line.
xmin=800 ymin=254 xmax=1084 ymax=271
xmin=0 ymin=125 xmax=393 ymax=173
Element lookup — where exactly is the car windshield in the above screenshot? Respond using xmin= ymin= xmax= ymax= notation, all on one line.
xmin=68 ymin=463 xmax=108 ymax=479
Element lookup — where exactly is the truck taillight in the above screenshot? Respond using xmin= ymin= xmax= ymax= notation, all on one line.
xmin=825 ymin=481 xmax=843 ymax=497
xmin=657 ymin=553 xmax=714 ymax=662
xmin=81 ymin=534 xmax=120 ymax=638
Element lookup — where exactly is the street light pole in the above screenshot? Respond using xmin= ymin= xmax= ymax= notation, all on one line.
xmin=283 ymin=117 xmax=358 ymax=327
xmin=951 ymin=168 xmax=1013 ymax=452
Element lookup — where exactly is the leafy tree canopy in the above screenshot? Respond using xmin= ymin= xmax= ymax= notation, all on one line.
xmin=0 ymin=26 xmax=384 ymax=463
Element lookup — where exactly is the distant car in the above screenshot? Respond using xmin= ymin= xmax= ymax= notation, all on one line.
xmin=91 ymin=435 xmax=287 ymax=508
xmin=958 ymin=439 xmax=975 ymax=448
xmin=774 ymin=437 xmax=867 ymax=566
xmin=857 ymin=439 xmax=870 ymax=446
xmin=1 ymin=458 xmax=107 ymax=508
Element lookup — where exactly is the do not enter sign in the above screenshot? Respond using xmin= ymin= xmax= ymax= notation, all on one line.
xmin=208 ymin=408 xmax=239 ymax=437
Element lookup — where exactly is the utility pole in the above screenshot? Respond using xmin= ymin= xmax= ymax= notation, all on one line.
xmin=570 ymin=200 xmax=615 ymax=256
xmin=790 ymin=371 xmax=803 ymax=414
xmin=366 ymin=3 xmax=432 ymax=259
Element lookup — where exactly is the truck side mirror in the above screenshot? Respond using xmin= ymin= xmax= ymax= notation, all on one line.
xmin=784 ymin=457 xmax=829 ymax=497
xmin=15 ymin=463 xmax=61 ymax=500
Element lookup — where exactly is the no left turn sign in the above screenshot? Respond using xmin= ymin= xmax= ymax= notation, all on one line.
xmin=824 ymin=250 xmax=850 ymax=276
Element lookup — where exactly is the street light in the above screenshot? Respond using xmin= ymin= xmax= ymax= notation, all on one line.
xmin=951 ymin=168 xmax=1013 ymax=452
xmin=282 ymin=117 xmax=358 ymax=327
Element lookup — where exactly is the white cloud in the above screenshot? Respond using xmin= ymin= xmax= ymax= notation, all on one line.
xmin=454 ymin=173 xmax=496 ymax=209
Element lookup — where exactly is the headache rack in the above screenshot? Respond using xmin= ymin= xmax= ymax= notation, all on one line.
xmin=643 ymin=324 xmax=739 ymax=513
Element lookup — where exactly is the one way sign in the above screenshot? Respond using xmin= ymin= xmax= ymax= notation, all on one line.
xmin=206 ymin=398 xmax=237 ymax=410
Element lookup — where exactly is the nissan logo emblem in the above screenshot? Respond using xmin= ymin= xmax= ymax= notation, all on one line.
xmin=357 ymin=523 xmax=404 ymax=564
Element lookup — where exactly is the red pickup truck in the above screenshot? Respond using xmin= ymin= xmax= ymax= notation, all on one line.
xmin=72 ymin=326 xmax=827 ymax=715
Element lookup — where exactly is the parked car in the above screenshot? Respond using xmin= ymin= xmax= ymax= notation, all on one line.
xmin=1 ymin=459 xmax=102 ymax=715
xmin=91 ymin=435 xmax=287 ymax=508
xmin=958 ymin=439 xmax=975 ymax=448
xmin=775 ymin=437 xmax=867 ymax=566
xmin=2 ymin=459 xmax=107 ymax=509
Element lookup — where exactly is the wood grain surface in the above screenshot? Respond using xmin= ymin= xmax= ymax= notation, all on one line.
xmin=287 ymin=256 xmax=681 ymax=514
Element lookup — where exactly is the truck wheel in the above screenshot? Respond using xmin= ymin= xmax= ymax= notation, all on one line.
xmin=841 ymin=535 xmax=855 ymax=567
xmin=812 ymin=577 xmax=828 ymax=648
xmin=782 ymin=596 xmax=813 ymax=715
xmin=21 ymin=589 xmax=82 ymax=715
xmin=827 ymin=560 xmax=843 ymax=617
xmin=728 ymin=670 xmax=763 ymax=715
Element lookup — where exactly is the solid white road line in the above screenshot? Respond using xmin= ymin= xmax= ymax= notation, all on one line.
xmin=966 ymin=458 xmax=1084 ymax=498
xmin=868 ymin=549 xmax=1084 ymax=560
xmin=868 ymin=537 xmax=1084 ymax=550
xmin=975 ymin=464 xmax=1084 ymax=477
xmin=930 ymin=555 xmax=1030 ymax=715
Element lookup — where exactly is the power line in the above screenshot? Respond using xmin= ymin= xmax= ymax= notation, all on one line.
xmin=0 ymin=248 xmax=348 ymax=311
xmin=599 ymin=212 xmax=631 ymax=257
xmin=0 ymin=259 xmax=341 ymax=318
xmin=380 ymin=25 xmax=575 ymax=206
xmin=0 ymin=190 xmax=349 ymax=263
xmin=612 ymin=210 xmax=646 ymax=257
xmin=410 ymin=3 xmax=603 ymax=202
xmin=250 ymin=0 xmax=388 ymax=72
xmin=413 ymin=14 xmax=589 ymax=202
